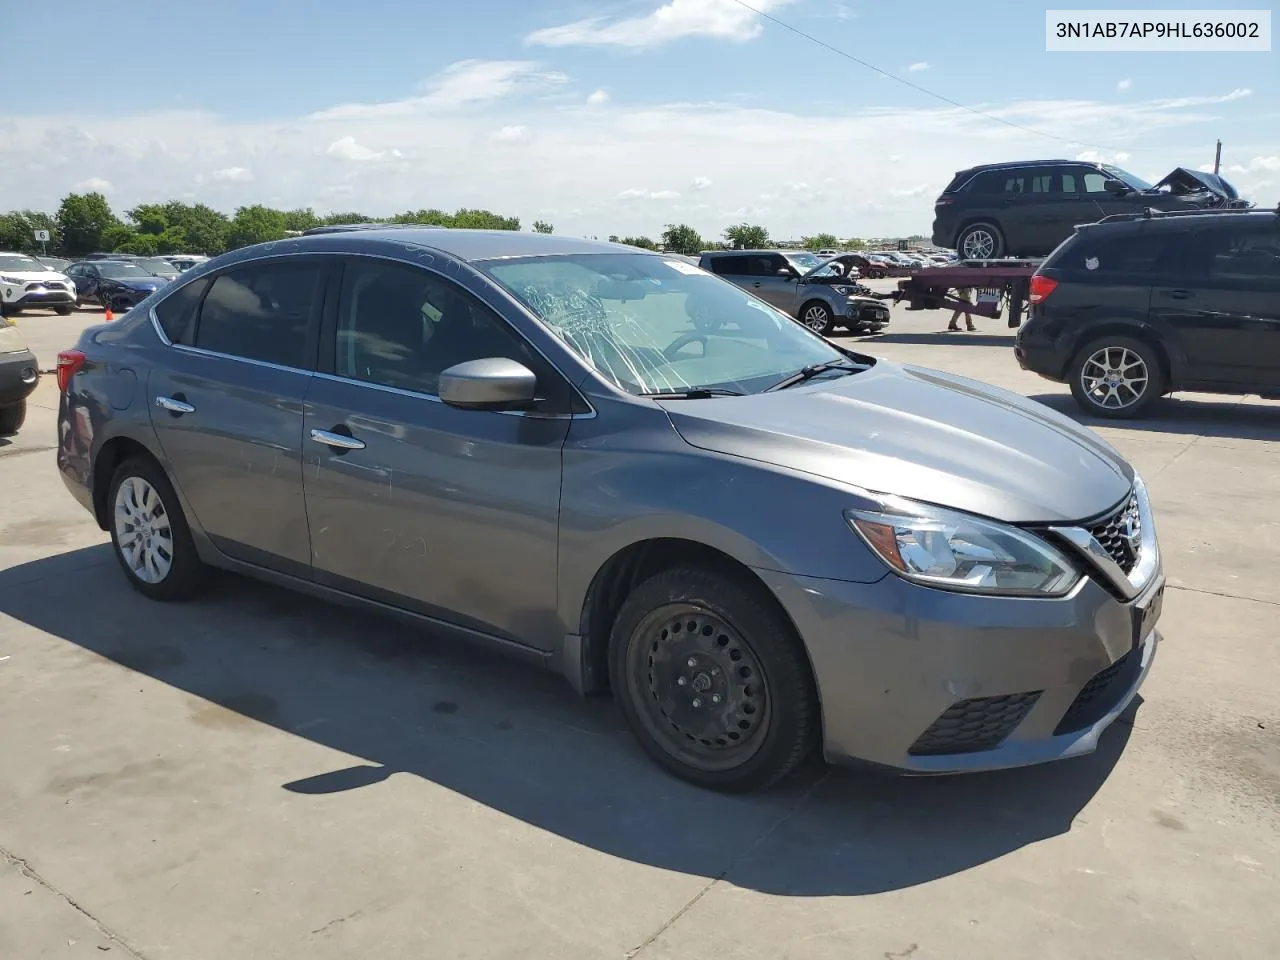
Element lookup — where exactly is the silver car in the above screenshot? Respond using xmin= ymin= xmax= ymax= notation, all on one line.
xmin=55 ymin=230 xmax=1164 ymax=791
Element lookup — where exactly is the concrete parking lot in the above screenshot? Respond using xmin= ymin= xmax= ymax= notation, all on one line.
xmin=1 ymin=296 xmax=1277 ymax=959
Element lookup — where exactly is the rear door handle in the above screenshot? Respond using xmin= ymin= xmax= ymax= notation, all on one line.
xmin=155 ymin=396 xmax=195 ymax=414
xmin=1169 ymin=289 xmax=1193 ymax=300
xmin=751 ymin=281 xmax=762 ymax=288
xmin=310 ymin=428 xmax=365 ymax=451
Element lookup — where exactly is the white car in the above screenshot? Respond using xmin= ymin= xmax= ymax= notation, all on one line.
xmin=164 ymin=254 xmax=209 ymax=272
xmin=0 ymin=252 xmax=76 ymax=316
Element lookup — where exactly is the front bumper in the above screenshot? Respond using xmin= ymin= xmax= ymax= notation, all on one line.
xmin=845 ymin=301 xmax=891 ymax=328
xmin=0 ymin=349 xmax=40 ymax=404
xmin=2 ymin=283 xmax=75 ymax=308
xmin=105 ymin=287 xmax=159 ymax=307
xmin=755 ymin=564 xmax=1163 ymax=774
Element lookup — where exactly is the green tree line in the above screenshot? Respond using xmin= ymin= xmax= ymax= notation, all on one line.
xmin=0 ymin=192 xmax=526 ymax=257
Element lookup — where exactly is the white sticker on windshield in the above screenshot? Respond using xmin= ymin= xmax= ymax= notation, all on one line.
xmin=663 ymin=259 xmax=707 ymax=276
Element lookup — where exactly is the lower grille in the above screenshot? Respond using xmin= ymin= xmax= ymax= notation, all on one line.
xmin=908 ymin=691 xmax=1042 ymax=756
xmin=1090 ymin=494 xmax=1141 ymax=574
xmin=1054 ymin=649 xmax=1142 ymax=735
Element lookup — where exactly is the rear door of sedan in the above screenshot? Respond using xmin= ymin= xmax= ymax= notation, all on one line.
xmin=145 ymin=256 xmax=329 ymax=577
xmin=300 ymin=255 xmax=576 ymax=650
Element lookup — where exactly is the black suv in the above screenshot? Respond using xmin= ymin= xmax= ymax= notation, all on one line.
xmin=1015 ymin=208 xmax=1280 ymax=418
xmin=933 ymin=160 xmax=1246 ymax=260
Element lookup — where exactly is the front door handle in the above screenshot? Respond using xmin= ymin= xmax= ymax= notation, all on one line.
xmin=310 ymin=428 xmax=365 ymax=451
xmin=1169 ymin=289 xmax=1193 ymax=300
xmin=155 ymin=396 xmax=195 ymax=415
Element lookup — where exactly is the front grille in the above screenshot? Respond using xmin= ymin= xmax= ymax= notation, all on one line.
xmin=1054 ymin=648 xmax=1142 ymax=735
xmin=26 ymin=281 xmax=66 ymax=291
xmin=908 ymin=691 xmax=1042 ymax=756
xmin=1090 ymin=494 xmax=1141 ymax=574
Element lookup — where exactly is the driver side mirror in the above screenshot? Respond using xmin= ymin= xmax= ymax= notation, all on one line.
xmin=439 ymin=358 xmax=537 ymax=410
xmin=1103 ymin=178 xmax=1128 ymax=195
xmin=776 ymin=267 xmax=796 ymax=278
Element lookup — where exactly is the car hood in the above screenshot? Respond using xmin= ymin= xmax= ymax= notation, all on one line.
xmin=658 ymin=360 xmax=1133 ymax=524
xmin=1151 ymin=166 xmax=1241 ymax=200
xmin=0 ymin=270 xmax=70 ymax=283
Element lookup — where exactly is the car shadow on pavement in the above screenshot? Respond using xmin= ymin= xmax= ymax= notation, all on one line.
xmin=0 ymin=546 xmax=1135 ymax=897
xmin=1029 ymin=393 xmax=1280 ymax=442
xmin=843 ymin=331 xmax=1018 ymax=348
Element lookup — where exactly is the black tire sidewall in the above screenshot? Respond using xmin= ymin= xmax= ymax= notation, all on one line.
xmin=608 ymin=567 xmax=817 ymax=791
xmin=1069 ymin=335 xmax=1165 ymax=419
xmin=107 ymin=457 xmax=206 ymax=600
xmin=0 ymin=400 xmax=25 ymax=436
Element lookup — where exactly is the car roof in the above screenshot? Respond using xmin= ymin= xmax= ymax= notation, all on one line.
xmin=699 ymin=249 xmax=791 ymax=256
xmin=1089 ymin=207 xmax=1278 ymax=232
xmin=290 ymin=228 xmax=631 ymax=262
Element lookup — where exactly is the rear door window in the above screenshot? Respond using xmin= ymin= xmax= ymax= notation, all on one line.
xmin=153 ymin=277 xmax=210 ymax=345
xmin=193 ymin=260 xmax=325 ymax=368
xmin=709 ymin=256 xmax=749 ymax=276
xmin=1057 ymin=232 xmax=1177 ymax=275
xmin=1203 ymin=227 xmax=1280 ymax=284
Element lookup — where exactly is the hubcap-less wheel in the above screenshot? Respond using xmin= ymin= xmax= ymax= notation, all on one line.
xmin=113 ymin=476 xmax=174 ymax=584
xmin=961 ymin=228 xmax=996 ymax=259
xmin=802 ymin=304 xmax=830 ymax=332
xmin=1080 ymin=346 xmax=1149 ymax=410
xmin=627 ymin=604 xmax=770 ymax=772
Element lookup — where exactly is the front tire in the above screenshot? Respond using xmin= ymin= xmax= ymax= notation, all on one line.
xmin=55 ymin=305 xmax=73 ymax=316
xmin=798 ymin=301 xmax=836 ymax=336
xmin=957 ymin=222 xmax=1004 ymax=260
xmin=0 ymin=400 xmax=25 ymax=436
xmin=1068 ymin=336 xmax=1165 ymax=419
xmin=107 ymin=457 xmax=208 ymax=600
xmin=608 ymin=567 xmax=818 ymax=792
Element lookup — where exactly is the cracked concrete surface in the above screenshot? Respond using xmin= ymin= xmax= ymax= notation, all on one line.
xmin=1 ymin=299 xmax=1277 ymax=959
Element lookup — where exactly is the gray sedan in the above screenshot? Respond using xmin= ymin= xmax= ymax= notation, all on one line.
xmin=54 ymin=229 xmax=1163 ymax=791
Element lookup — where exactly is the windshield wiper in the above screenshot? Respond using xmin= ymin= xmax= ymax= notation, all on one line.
xmin=765 ymin=360 xmax=862 ymax=392
xmin=641 ymin=387 xmax=744 ymax=399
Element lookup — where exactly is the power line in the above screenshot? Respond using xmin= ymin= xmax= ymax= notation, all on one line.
xmin=726 ymin=0 xmax=1117 ymax=153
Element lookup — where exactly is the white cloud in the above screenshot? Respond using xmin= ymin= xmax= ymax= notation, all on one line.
xmin=211 ymin=166 xmax=253 ymax=182
xmin=907 ymin=62 xmax=930 ymax=72
xmin=526 ymin=0 xmax=799 ymax=49
xmin=326 ymin=136 xmax=401 ymax=162
xmin=1117 ymin=78 xmax=1132 ymax=91
xmin=618 ymin=188 xmax=682 ymax=201
xmin=1075 ymin=150 xmax=1131 ymax=164
xmin=71 ymin=177 xmax=112 ymax=193
xmin=309 ymin=59 xmax=568 ymax=120
xmin=1221 ymin=155 xmax=1280 ymax=173
xmin=587 ymin=88 xmax=609 ymax=106
xmin=491 ymin=125 xmax=532 ymax=144
xmin=2 ymin=88 xmax=1273 ymax=240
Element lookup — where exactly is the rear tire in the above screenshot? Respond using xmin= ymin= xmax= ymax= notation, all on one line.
xmin=798 ymin=301 xmax=836 ymax=336
xmin=107 ymin=456 xmax=208 ymax=600
xmin=1068 ymin=336 xmax=1166 ymax=419
xmin=957 ymin=222 xmax=1004 ymax=260
xmin=608 ymin=566 xmax=818 ymax=792
xmin=0 ymin=400 xmax=25 ymax=436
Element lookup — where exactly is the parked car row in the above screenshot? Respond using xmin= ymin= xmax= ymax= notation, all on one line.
xmin=0 ymin=251 xmax=202 ymax=316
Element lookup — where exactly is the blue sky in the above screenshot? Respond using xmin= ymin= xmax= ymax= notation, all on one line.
xmin=3 ymin=0 xmax=1276 ymax=239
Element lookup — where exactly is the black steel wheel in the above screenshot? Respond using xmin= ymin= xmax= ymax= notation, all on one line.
xmin=609 ymin=567 xmax=817 ymax=791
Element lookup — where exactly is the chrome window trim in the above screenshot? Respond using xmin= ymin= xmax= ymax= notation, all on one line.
xmin=1049 ymin=475 xmax=1159 ymax=601
xmin=148 ymin=248 xmax=596 ymax=420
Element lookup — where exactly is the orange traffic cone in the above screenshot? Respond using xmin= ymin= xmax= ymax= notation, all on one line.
xmin=104 ymin=305 xmax=114 ymax=322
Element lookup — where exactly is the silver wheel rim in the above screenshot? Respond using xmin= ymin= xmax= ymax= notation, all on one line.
xmin=802 ymin=305 xmax=828 ymax=331
xmin=113 ymin=476 xmax=174 ymax=584
xmin=962 ymin=229 xmax=995 ymax=259
xmin=1080 ymin=346 xmax=1149 ymax=410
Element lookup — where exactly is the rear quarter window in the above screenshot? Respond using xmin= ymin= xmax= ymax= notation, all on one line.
xmin=1050 ymin=232 xmax=1175 ymax=276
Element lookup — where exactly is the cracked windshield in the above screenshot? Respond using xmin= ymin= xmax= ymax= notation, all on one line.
xmin=485 ymin=254 xmax=851 ymax=395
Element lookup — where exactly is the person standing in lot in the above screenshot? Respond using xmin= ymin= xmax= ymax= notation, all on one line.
xmin=948 ymin=286 xmax=976 ymax=331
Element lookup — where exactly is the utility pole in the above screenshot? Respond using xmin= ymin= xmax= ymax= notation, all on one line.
xmin=1213 ymin=139 xmax=1222 ymax=176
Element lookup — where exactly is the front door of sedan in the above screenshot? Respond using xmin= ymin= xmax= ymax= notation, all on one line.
xmin=301 ymin=257 xmax=573 ymax=650
xmin=146 ymin=258 xmax=327 ymax=576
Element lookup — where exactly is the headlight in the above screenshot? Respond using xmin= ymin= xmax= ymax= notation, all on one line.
xmin=832 ymin=285 xmax=856 ymax=296
xmin=0 ymin=275 xmax=22 ymax=284
xmin=846 ymin=499 xmax=1080 ymax=596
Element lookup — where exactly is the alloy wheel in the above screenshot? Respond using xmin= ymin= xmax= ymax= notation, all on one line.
xmin=113 ymin=475 xmax=175 ymax=584
xmin=1079 ymin=346 xmax=1149 ymax=410
xmin=802 ymin=305 xmax=830 ymax=331
xmin=627 ymin=603 xmax=770 ymax=772
xmin=961 ymin=228 xmax=996 ymax=259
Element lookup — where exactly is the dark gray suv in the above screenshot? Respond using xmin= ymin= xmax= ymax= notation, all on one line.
xmin=55 ymin=230 xmax=1164 ymax=791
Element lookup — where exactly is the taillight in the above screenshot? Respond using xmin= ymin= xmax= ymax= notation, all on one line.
xmin=935 ymin=197 xmax=955 ymax=206
xmin=1029 ymin=275 xmax=1058 ymax=304
xmin=56 ymin=350 xmax=86 ymax=392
